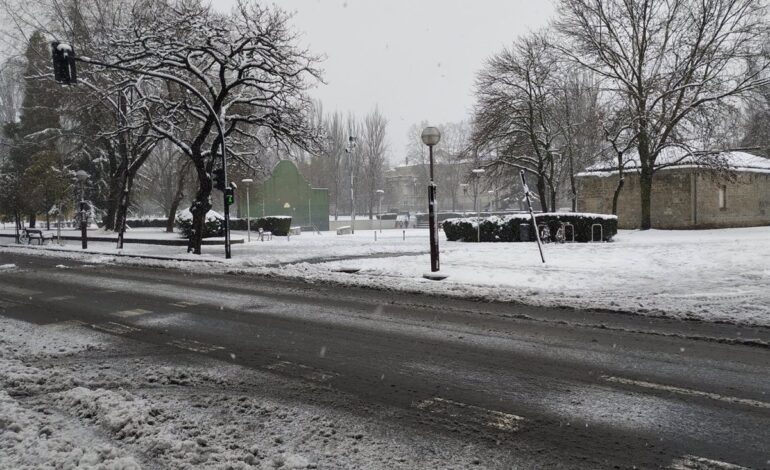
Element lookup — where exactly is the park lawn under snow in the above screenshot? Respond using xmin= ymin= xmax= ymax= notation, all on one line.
xmin=1 ymin=226 xmax=769 ymax=326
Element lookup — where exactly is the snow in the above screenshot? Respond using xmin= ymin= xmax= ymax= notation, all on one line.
xmin=175 ymin=208 xmax=223 ymax=221
xmin=580 ymin=148 xmax=770 ymax=175
xmin=1 ymin=226 xmax=769 ymax=326
xmin=0 ymin=316 xmax=518 ymax=469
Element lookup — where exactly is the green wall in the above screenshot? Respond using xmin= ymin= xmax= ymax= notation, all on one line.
xmin=239 ymin=160 xmax=329 ymax=231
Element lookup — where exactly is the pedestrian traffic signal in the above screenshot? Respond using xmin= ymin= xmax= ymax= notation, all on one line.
xmin=213 ymin=168 xmax=226 ymax=192
xmin=225 ymin=188 xmax=235 ymax=206
xmin=51 ymin=41 xmax=77 ymax=85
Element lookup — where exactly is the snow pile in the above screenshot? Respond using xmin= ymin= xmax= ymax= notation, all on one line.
xmin=0 ymin=316 xmax=514 ymax=468
xmin=0 ymin=391 xmax=141 ymax=470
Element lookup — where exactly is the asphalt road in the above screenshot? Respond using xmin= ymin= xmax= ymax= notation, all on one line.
xmin=1 ymin=251 xmax=768 ymax=469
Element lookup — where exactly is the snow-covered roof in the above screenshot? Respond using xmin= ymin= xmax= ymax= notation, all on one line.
xmin=578 ymin=148 xmax=770 ymax=176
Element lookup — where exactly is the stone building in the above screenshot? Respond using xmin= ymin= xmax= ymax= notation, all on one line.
xmin=577 ymin=150 xmax=770 ymax=229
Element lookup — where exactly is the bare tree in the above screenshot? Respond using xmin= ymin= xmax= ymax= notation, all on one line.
xmin=100 ymin=0 xmax=322 ymax=253
xmin=557 ymin=0 xmax=769 ymax=229
xmin=471 ymin=31 xmax=562 ymax=212
xmin=361 ymin=106 xmax=388 ymax=219
xmin=552 ymin=70 xmax=604 ymax=211
xmin=434 ymin=120 xmax=471 ymax=211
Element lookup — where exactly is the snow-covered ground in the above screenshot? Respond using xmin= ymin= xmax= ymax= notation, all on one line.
xmin=0 ymin=316 xmax=513 ymax=469
xmin=1 ymin=226 xmax=769 ymax=326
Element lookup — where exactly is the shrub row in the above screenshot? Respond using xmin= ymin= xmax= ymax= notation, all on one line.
xmin=176 ymin=212 xmax=293 ymax=238
xmin=443 ymin=212 xmax=618 ymax=243
xmin=228 ymin=216 xmax=292 ymax=236
xmin=125 ymin=217 xmax=168 ymax=228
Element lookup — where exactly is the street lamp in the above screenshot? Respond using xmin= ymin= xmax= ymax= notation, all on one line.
xmin=75 ymin=170 xmax=89 ymax=249
xmin=421 ymin=126 xmax=441 ymax=273
xmin=376 ymin=189 xmax=385 ymax=233
xmin=345 ymin=136 xmax=357 ymax=234
xmin=242 ymin=179 xmax=253 ymax=242
xmin=471 ymin=168 xmax=485 ymax=242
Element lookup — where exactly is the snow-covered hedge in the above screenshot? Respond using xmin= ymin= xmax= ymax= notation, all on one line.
xmin=125 ymin=217 xmax=167 ymax=228
xmin=229 ymin=216 xmax=292 ymax=236
xmin=175 ymin=209 xmax=224 ymax=238
xmin=443 ymin=212 xmax=617 ymax=243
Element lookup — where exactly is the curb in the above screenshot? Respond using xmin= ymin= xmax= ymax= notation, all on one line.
xmin=0 ymin=244 xmax=226 ymax=264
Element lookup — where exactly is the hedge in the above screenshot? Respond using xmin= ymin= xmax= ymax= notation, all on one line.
xmin=229 ymin=216 xmax=292 ymax=236
xmin=125 ymin=217 xmax=168 ymax=229
xmin=443 ymin=212 xmax=617 ymax=243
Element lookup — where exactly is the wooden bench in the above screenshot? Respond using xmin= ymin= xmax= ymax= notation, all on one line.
xmin=23 ymin=229 xmax=54 ymax=245
xmin=336 ymin=225 xmax=352 ymax=235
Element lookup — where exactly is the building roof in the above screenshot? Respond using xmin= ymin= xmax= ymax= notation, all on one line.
xmin=578 ymin=148 xmax=770 ymax=176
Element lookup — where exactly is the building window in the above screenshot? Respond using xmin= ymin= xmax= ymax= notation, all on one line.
xmin=718 ymin=186 xmax=726 ymax=209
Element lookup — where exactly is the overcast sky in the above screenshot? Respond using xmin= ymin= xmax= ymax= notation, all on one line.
xmin=213 ymin=0 xmax=555 ymax=164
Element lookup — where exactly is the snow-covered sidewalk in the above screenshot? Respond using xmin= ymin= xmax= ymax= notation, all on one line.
xmin=2 ymin=226 xmax=769 ymax=326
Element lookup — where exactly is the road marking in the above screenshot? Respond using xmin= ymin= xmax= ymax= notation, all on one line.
xmin=91 ymin=322 xmax=141 ymax=335
xmin=669 ymin=454 xmax=749 ymax=469
xmin=167 ymin=339 xmax=224 ymax=353
xmin=602 ymin=376 xmax=770 ymax=409
xmin=44 ymin=295 xmax=76 ymax=302
xmin=170 ymin=301 xmax=200 ymax=308
xmin=265 ymin=360 xmax=339 ymax=382
xmin=112 ymin=308 xmax=152 ymax=318
xmin=414 ymin=397 xmax=525 ymax=432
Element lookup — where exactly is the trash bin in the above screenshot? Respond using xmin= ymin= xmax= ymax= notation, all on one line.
xmin=519 ymin=223 xmax=531 ymax=242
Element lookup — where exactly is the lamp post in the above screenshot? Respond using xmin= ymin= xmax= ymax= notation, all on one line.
xmin=375 ymin=189 xmax=385 ymax=232
xmin=345 ymin=136 xmax=357 ymax=234
xmin=242 ymin=179 xmax=253 ymax=242
xmin=75 ymin=170 xmax=89 ymax=249
xmin=421 ymin=127 xmax=441 ymax=272
xmin=471 ymin=168 xmax=485 ymax=242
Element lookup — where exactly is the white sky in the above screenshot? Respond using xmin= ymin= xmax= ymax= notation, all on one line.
xmin=212 ymin=0 xmax=555 ymax=164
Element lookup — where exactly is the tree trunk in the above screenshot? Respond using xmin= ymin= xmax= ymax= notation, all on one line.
xmin=611 ymin=177 xmax=625 ymax=215
xmin=103 ymin=167 xmax=125 ymax=232
xmin=536 ymin=176 xmax=549 ymax=213
xmin=166 ymin=167 xmax=188 ymax=233
xmin=639 ymin=166 xmax=653 ymax=230
xmin=610 ymin=151 xmax=624 ymax=215
xmin=187 ymin=161 xmax=212 ymax=255
xmin=29 ymin=214 xmax=36 ymax=228
xmin=114 ymin=173 xmax=134 ymax=237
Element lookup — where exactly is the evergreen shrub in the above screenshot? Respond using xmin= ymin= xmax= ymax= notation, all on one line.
xmin=443 ymin=213 xmax=617 ymax=243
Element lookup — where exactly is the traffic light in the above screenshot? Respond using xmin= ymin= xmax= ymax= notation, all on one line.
xmin=51 ymin=41 xmax=77 ymax=85
xmin=225 ymin=187 xmax=235 ymax=206
xmin=212 ymin=168 xmax=225 ymax=192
